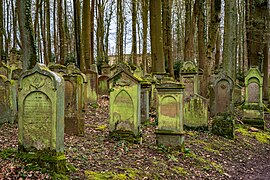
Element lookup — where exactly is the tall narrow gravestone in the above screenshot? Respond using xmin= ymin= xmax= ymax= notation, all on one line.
xmin=83 ymin=64 xmax=98 ymax=105
xmin=18 ymin=63 xmax=66 ymax=171
xmin=242 ymin=67 xmax=264 ymax=129
xmin=155 ymin=77 xmax=185 ymax=149
xmin=180 ymin=61 xmax=208 ymax=130
xmin=108 ymin=69 xmax=141 ymax=142
xmin=210 ymin=72 xmax=235 ymax=139
xmin=0 ymin=75 xmax=16 ymax=124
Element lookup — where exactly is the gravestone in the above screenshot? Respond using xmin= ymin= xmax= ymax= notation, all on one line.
xmin=48 ymin=63 xmax=68 ymax=75
xmin=140 ymin=81 xmax=151 ymax=123
xmin=0 ymin=75 xmax=16 ymax=124
xmin=63 ymin=70 xmax=85 ymax=136
xmin=18 ymin=63 xmax=65 ymax=171
xmin=98 ymin=75 xmax=110 ymax=96
xmin=180 ymin=61 xmax=199 ymax=99
xmin=155 ymin=77 xmax=185 ymax=149
xmin=242 ymin=67 xmax=264 ymax=129
xmin=100 ymin=64 xmax=111 ymax=76
xmin=0 ymin=61 xmax=10 ymax=78
xmin=7 ymin=48 xmax=22 ymax=69
xmin=184 ymin=94 xmax=208 ymax=130
xmin=210 ymin=72 xmax=235 ymax=139
xmin=108 ymin=69 xmax=141 ymax=142
xmin=83 ymin=64 xmax=98 ymax=104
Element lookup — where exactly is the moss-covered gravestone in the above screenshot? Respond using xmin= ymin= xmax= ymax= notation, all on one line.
xmin=108 ymin=69 xmax=141 ymax=142
xmin=7 ymin=48 xmax=22 ymax=69
xmin=0 ymin=75 xmax=16 ymax=124
xmin=210 ymin=72 xmax=235 ymax=139
xmin=0 ymin=61 xmax=10 ymax=78
xmin=48 ymin=63 xmax=68 ymax=75
xmin=155 ymin=77 xmax=185 ymax=149
xmin=180 ymin=61 xmax=199 ymax=98
xmin=180 ymin=61 xmax=208 ymax=130
xmin=184 ymin=94 xmax=208 ymax=130
xmin=98 ymin=64 xmax=111 ymax=96
xmin=242 ymin=67 xmax=264 ymax=129
xmin=62 ymin=64 xmax=86 ymax=136
xmin=83 ymin=64 xmax=98 ymax=104
xmin=18 ymin=63 xmax=66 ymax=171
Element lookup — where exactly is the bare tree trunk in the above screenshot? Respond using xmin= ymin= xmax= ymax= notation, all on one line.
xmin=150 ymin=0 xmax=165 ymax=73
xmin=58 ymin=0 xmax=65 ymax=65
xmin=132 ymin=0 xmax=138 ymax=65
xmin=53 ymin=0 xmax=58 ymax=63
xmin=223 ymin=0 xmax=237 ymax=81
xmin=45 ymin=0 xmax=52 ymax=63
xmin=162 ymin=0 xmax=174 ymax=77
xmin=82 ymin=0 xmax=91 ymax=69
xmin=17 ymin=0 xmax=37 ymax=70
xmin=117 ymin=0 xmax=124 ymax=63
xmin=141 ymin=0 xmax=148 ymax=73
xmin=90 ymin=0 xmax=95 ymax=65
xmin=74 ymin=0 xmax=83 ymax=70
xmin=0 ymin=0 xmax=3 ymax=62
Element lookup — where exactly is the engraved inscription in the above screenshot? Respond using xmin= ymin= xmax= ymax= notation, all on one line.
xmin=184 ymin=77 xmax=194 ymax=99
xmin=248 ymin=82 xmax=259 ymax=103
xmin=23 ymin=91 xmax=52 ymax=150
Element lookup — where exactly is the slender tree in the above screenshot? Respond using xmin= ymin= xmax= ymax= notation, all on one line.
xmin=141 ymin=0 xmax=148 ymax=72
xmin=223 ymin=0 xmax=237 ymax=81
xmin=131 ymin=0 xmax=138 ymax=65
xmin=150 ymin=0 xmax=165 ymax=73
xmin=82 ymin=0 xmax=91 ymax=69
xmin=17 ymin=0 xmax=37 ymax=70
xmin=0 ymin=0 xmax=3 ymax=62
xmin=162 ymin=0 xmax=174 ymax=77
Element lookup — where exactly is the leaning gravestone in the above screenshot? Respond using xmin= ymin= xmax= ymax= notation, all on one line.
xmin=155 ymin=76 xmax=185 ymax=149
xmin=18 ymin=63 xmax=66 ymax=171
xmin=0 ymin=75 xmax=16 ymax=124
xmin=210 ymin=72 xmax=235 ymax=139
xmin=63 ymin=64 xmax=85 ymax=136
xmin=83 ymin=64 xmax=98 ymax=104
xmin=242 ymin=67 xmax=264 ymax=129
xmin=108 ymin=69 xmax=141 ymax=142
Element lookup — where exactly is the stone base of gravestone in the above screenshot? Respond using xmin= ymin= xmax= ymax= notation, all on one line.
xmin=17 ymin=147 xmax=67 ymax=173
xmin=212 ymin=114 xmax=235 ymax=139
xmin=242 ymin=106 xmax=265 ymax=129
xmin=155 ymin=131 xmax=185 ymax=150
xmin=184 ymin=94 xmax=208 ymax=130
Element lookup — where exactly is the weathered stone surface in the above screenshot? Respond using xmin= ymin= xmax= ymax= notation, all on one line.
xmin=48 ymin=63 xmax=68 ymax=75
xmin=63 ymin=74 xmax=84 ymax=136
xmin=108 ymin=69 xmax=141 ymax=141
xmin=210 ymin=72 xmax=235 ymax=139
xmin=0 ymin=61 xmax=10 ymax=78
xmin=98 ymin=75 xmax=109 ymax=96
xmin=155 ymin=78 xmax=185 ymax=148
xmin=83 ymin=67 xmax=98 ymax=105
xmin=210 ymin=73 xmax=234 ymax=117
xmin=0 ymin=75 xmax=16 ymax=124
xmin=7 ymin=48 xmax=22 ymax=69
xmin=184 ymin=94 xmax=208 ymax=130
xmin=242 ymin=67 xmax=264 ymax=129
xmin=18 ymin=63 xmax=65 ymax=152
xmin=140 ymin=82 xmax=151 ymax=123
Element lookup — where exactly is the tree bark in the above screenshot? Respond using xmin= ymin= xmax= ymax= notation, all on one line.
xmin=150 ymin=0 xmax=165 ymax=73
xmin=17 ymin=0 xmax=37 ymax=70
xmin=132 ymin=0 xmax=138 ymax=66
xmin=223 ymin=0 xmax=237 ymax=81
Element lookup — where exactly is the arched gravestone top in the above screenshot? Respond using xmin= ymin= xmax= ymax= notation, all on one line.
xmin=19 ymin=63 xmax=64 ymax=90
xmin=244 ymin=67 xmax=263 ymax=105
xmin=210 ymin=72 xmax=234 ymax=116
xmin=244 ymin=67 xmax=263 ymax=86
xmin=181 ymin=61 xmax=198 ymax=74
xmin=48 ymin=63 xmax=68 ymax=75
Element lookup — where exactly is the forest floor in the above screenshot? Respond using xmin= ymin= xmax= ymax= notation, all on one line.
xmin=0 ymin=97 xmax=270 ymax=179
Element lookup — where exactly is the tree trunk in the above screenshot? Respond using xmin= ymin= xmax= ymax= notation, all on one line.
xmin=82 ymin=0 xmax=91 ymax=69
xmin=58 ymin=0 xmax=65 ymax=65
xmin=132 ymin=0 xmax=138 ymax=65
xmin=162 ymin=0 xmax=174 ymax=77
xmin=150 ymin=0 xmax=165 ymax=73
xmin=74 ymin=0 xmax=83 ymax=70
xmin=17 ymin=0 xmax=37 ymax=70
xmin=202 ymin=0 xmax=221 ymax=97
xmin=117 ymin=0 xmax=124 ymax=63
xmin=141 ymin=0 xmax=148 ymax=73
xmin=0 ymin=0 xmax=3 ymax=62
xmin=223 ymin=0 xmax=237 ymax=81
xmin=45 ymin=0 xmax=52 ymax=63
